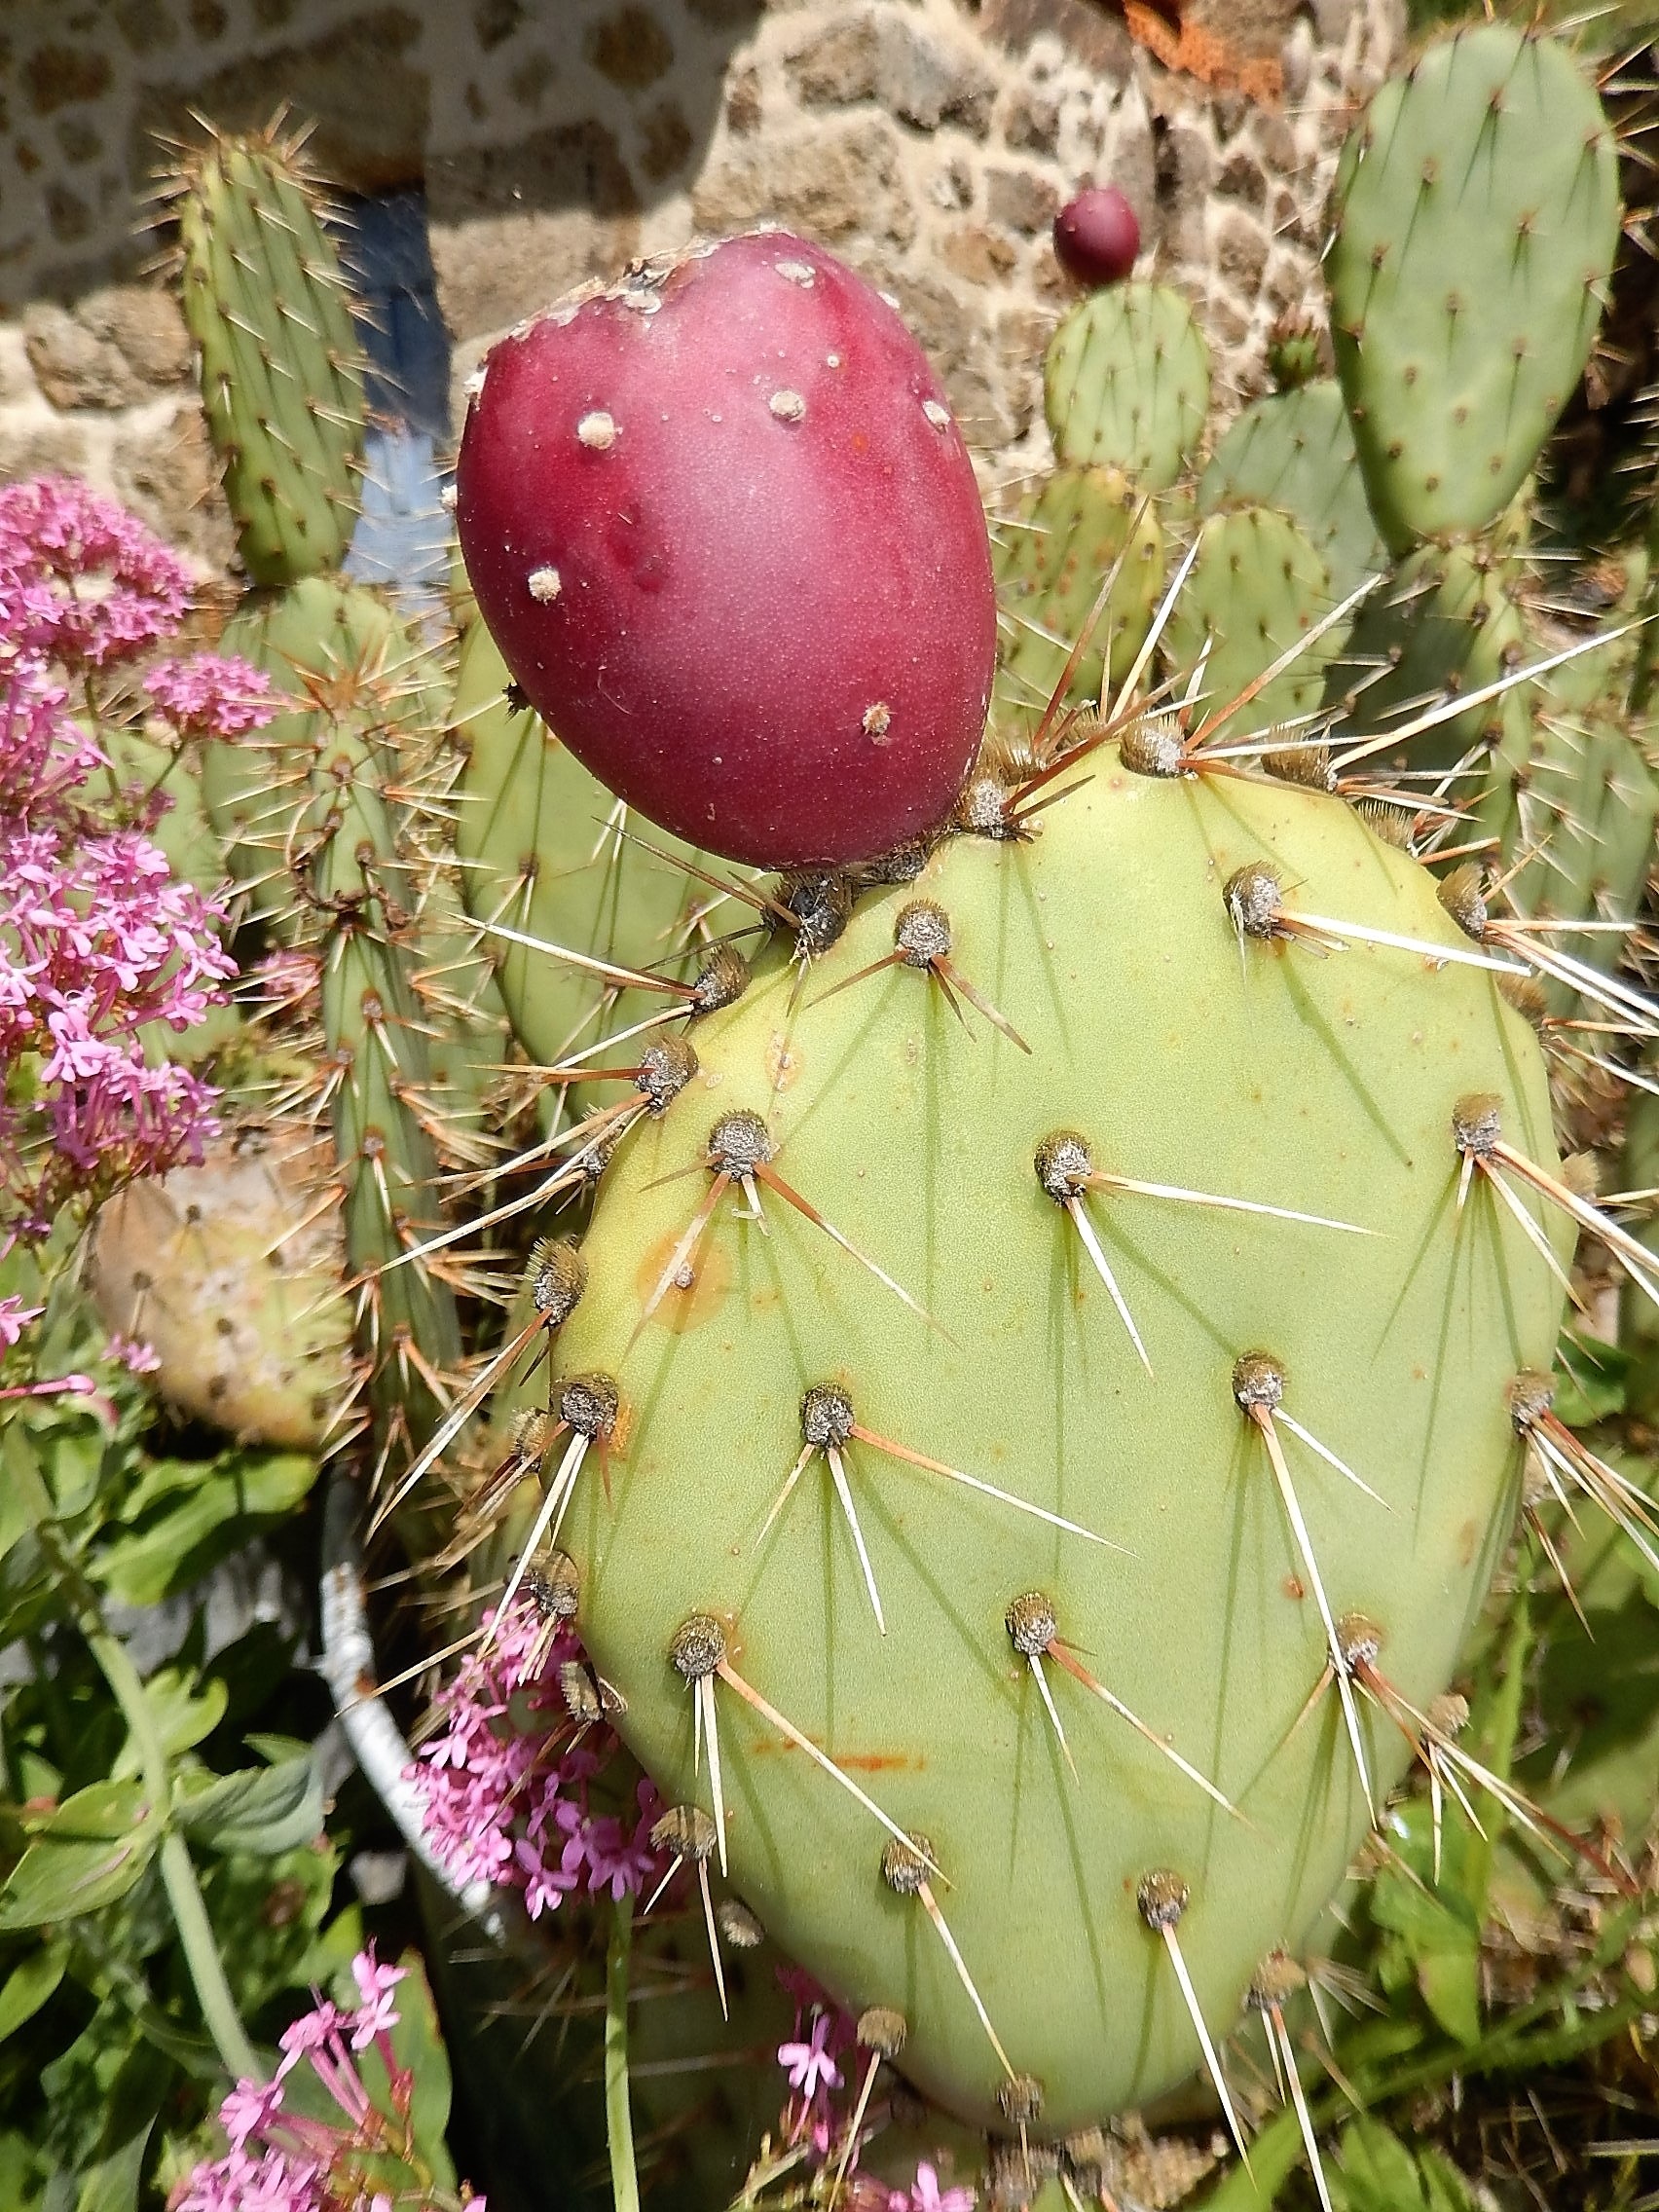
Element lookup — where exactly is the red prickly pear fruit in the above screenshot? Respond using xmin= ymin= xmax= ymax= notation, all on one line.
xmin=454 ymin=231 xmax=997 ymax=870
xmin=1052 ymin=187 xmax=1141 ymax=287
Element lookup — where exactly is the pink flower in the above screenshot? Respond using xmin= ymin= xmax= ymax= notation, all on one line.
xmin=0 ymin=1296 xmax=41 ymax=1349
xmin=348 ymin=1943 xmax=406 ymax=2049
xmin=219 ymin=2075 xmax=285 ymax=2150
xmin=106 ymin=1334 xmax=160 ymax=1374
xmin=406 ymin=1598 xmax=671 ymax=1923
xmin=890 ymin=2164 xmax=976 ymax=2212
xmin=780 ymin=2011 xmax=842 ymax=2101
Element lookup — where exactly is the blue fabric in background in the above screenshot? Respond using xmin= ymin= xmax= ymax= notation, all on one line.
xmin=340 ymin=188 xmax=454 ymax=603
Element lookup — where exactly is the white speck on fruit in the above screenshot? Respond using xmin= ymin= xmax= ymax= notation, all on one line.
xmin=577 ymin=410 xmax=617 ymax=450
xmin=769 ymin=388 xmax=806 ymax=423
xmin=862 ymin=702 xmax=893 ymax=742
xmin=439 ymin=483 xmax=458 ymax=512
xmin=878 ymin=290 xmax=901 ymax=310
xmin=775 ymin=259 xmax=816 ymax=286
xmin=923 ymin=399 xmax=951 ymax=429
xmin=826 ymin=352 xmax=841 ymax=368
xmin=528 ymin=566 xmax=562 ymax=603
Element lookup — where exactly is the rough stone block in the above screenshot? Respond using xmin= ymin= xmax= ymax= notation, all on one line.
xmin=427 ymin=118 xmax=641 ymax=339
xmin=985 ymin=164 xmax=1060 ymax=236
xmin=692 ymin=115 xmax=916 ymax=246
xmin=787 ymin=7 xmax=997 ymax=136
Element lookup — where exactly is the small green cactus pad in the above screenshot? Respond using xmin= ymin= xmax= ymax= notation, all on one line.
xmin=1198 ymin=384 xmax=1385 ymax=605
xmin=991 ymin=465 xmax=1165 ymax=735
xmin=1265 ymin=314 xmax=1324 ymax=393
xmin=89 ymin=1134 xmax=352 ymax=1449
xmin=1322 ymin=542 xmax=1531 ymax=776
xmin=491 ymin=769 xmax=1561 ymax=2134
xmin=1327 ymin=24 xmax=1620 ymax=555
xmin=1044 ymin=284 xmax=1210 ymax=491
xmin=452 ymin=619 xmax=712 ymax=1075
xmin=1162 ymin=505 xmax=1336 ymax=737
xmin=174 ymin=121 xmax=366 ymax=587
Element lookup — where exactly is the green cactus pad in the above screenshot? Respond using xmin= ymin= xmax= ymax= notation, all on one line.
xmin=452 ymin=619 xmax=712 ymax=1076
xmin=175 ymin=121 xmax=366 ymax=587
xmin=1044 ymin=284 xmax=1210 ymax=491
xmin=205 ymin=577 xmax=417 ymax=930
xmin=1500 ymin=694 xmax=1659 ymax=1013
xmin=1198 ymin=384 xmax=1385 ymax=605
xmin=1322 ymin=542 xmax=1532 ymax=777
xmin=992 ymin=465 xmax=1165 ymax=736
xmin=1327 ymin=24 xmax=1619 ymax=554
xmin=489 ymin=768 xmax=1561 ymax=2135
xmin=1162 ymin=505 xmax=1337 ymax=737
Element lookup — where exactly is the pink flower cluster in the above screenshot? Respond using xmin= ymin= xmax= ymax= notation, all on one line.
xmin=178 ymin=1945 xmax=486 ymax=2212
xmin=0 ymin=474 xmax=192 ymax=669
xmin=0 ymin=477 xmax=275 ymax=1236
xmin=407 ymin=1597 xmax=665 ymax=1920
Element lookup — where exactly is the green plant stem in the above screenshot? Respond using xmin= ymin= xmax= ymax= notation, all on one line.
xmin=606 ymin=1895 xmax=641 ymax=2212
xmin=18 ymin=1461 xmax=258 ymax=2083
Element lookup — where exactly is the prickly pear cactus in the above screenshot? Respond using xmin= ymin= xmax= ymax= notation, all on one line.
xmin=451 ymin=618 xmax=713 ymax=1078
xmin=1322 ymin=541 xmax=1531 ymax=772
xmin=90 ymin=1134 xmax=352 ymax=1450
xmin=162 ymin=17 xmax=1659 ymax=2203
xmin=1327 ymin=22 xmax=1620 ymax=555
xmin=487 ymin=770 xmax=1562 ymax=2133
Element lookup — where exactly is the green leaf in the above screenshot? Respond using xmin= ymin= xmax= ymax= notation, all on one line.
xmin=198 ymin=1837 xmax=341 ymax=2019
xmin=109 ymin=1670 xmax=227 ymax=1781
xmin=1554 ymin=1330 xmax=1630 ymax=1427
xmin=174 ymin=1751 xmax=322 ymax=1856
xmin=95 ymin=1453 xmax=316 ymax=1606
xmin=0 ymin=1783 xmax=161 ymax=1931
xmin=0 ymin=1939 xmax=68 ymax=2040
xmin=1418 ymin=2149 xmax=1478 ymax=2212
xmin=72 ymin=2122 xmax=152 ymax=2212
xmin=1368 ymin=1869 xmax=1483 ymax=2046
xmin=1330 ymin=2121 xmax=1479 ymax=2212
xmin=1331 ymin=2118 xmax=1423 ymax=2210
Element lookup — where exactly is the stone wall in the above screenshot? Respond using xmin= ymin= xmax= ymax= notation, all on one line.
xmin=0 ymin=0 xmax=1404 ymax=569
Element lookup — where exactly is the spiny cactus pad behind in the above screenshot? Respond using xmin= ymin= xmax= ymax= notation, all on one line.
xmin=1198 ymin=382 xmax=1384 ymax=605
xmin=1328 ymin=22 xmax=1619 ymax=554
xmin=494 ymin=771 xmax=1561 ymax=2135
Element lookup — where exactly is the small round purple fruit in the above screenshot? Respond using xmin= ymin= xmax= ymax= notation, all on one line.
xmin=1052 ymin=187 xmax=1141 ymax=288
